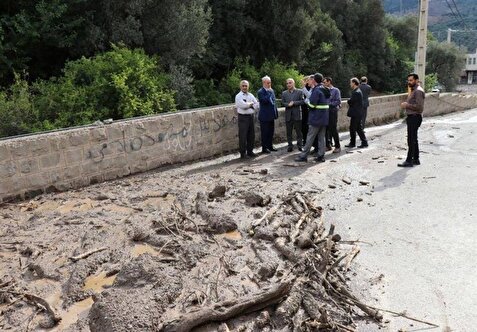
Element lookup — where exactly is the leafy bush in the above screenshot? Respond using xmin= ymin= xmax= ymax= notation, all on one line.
xmin=0 ymin=74 xmax=37 ymax=138
xmin=219 ymin=57 xmax=303 ymax=103
xmin=33 ymin=45 xmax=176 ymax=129
xmin=259 ymin=60 xmax=303 ymax=98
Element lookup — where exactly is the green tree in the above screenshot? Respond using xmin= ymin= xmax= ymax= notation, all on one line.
xmin=426 ymin=41 xmax=466 ymax=91
xmin=142 ymin=0 xmax=212 ymax=66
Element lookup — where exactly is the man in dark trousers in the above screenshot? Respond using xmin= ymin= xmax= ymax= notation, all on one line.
xmin=282 ymin=78 xmax=305 ymax=152
xmin=398 ymin=73 xmax=425 ymax=167
xmin=345 ymin=78 xmax=368 ymax=148
xmin=359 ymin=76 xmax=371 ymax=130
xmin=295 ymin=72 xmax=330 ymax=162
xmin=235 ymin=80 xmax=259 ymax=159
xmin=257 ymin=75 xmax=278 ymax=154
xmin=324 ymin=77 xmax=342 ymax=153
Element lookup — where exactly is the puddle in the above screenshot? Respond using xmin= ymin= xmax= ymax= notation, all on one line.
xmin=131 ymin=243 xmax=162 ymax=258
xmin=51 ymin=297 xmax=94 ymax=332
xmin=218 ymin=230 xmax=242 ymax=241
xmin=83 ymin=271 xmax=116 ymax=293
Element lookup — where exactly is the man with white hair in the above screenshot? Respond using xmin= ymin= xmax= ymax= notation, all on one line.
xmin=235 ymin=80 xmax=259 ymax=159
xmin=257 ymin=76 xmax=278 ymax=154
xmin=281 ymin=78 xmax=305 ymax=152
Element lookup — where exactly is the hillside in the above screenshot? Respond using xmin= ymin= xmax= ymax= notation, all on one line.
xmin=383 ymin=0 xmax=477 ymax=51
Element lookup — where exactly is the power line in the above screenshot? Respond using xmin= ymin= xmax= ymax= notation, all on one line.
xmin=444 ymin=0 xmax=468 ymax=29
xmin=450 ymin=0 xmax=468 ymax=29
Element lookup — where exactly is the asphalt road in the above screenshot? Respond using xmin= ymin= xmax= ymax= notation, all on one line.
xmin=306 ymin=108 xmax=477 ymax=332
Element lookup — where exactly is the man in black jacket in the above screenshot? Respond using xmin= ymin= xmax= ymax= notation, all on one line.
xmin=359 ymin=76 xmax=371 ymax=130
xmin=345 ymin=78 xmax=368 ymax=148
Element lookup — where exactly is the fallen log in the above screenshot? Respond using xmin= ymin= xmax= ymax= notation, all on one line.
xmin=274 ymin=280 xmax=304 ymax=328
xmin=158 ymin=278 xmax=294 ymax=332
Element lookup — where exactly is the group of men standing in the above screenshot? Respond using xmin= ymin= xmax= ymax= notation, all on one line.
xmin=235 ymin=72 xmax=424 ymax=167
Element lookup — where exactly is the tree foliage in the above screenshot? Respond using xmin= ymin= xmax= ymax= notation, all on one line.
xmin=426 ymin=41 xmax=466 ymax=91
xmin=2 ymin=0 xmax=463 ymax=137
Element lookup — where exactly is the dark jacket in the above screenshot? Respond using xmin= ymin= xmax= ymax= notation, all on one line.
xmin=359 ymin=83 xmax=371 ymax=108
xmin=281 ymin=89 xmax=305 ymax=122
xmin=347 ymin=88 xmax=363 ymax=118
xmin=307 ymin=85 xmax=330 ymax=127
xmin=257 ymin=87 xmax=278 ymax=122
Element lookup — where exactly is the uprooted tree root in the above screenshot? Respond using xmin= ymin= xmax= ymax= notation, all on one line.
xmin=156 ymin=191 xmax=383 ymax=331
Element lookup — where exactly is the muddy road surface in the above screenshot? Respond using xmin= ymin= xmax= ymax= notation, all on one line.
xmin=2 ymin=108 xmax=476 ymax=332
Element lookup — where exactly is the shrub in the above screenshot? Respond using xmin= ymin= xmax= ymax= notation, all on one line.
xmin=0 ymin=74 xmax=37 ymax=138
xmin=33 ymin=45 xmax=176 ymax=129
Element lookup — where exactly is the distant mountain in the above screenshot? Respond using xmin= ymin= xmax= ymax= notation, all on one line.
xmin=383 ymin=0 xmax=477 ymax=52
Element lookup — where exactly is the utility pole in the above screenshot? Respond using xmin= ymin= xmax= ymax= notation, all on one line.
xmin=416 ymin=0 xmax=429 ymax=86
xmin=447 ymin=28 xmax=457 ymax=43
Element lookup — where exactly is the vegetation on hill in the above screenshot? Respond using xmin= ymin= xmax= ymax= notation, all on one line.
xmin=0 ymin=0 xmax=467 ymax=137
xmin=384 ymin=0 xmax=477 ymax=51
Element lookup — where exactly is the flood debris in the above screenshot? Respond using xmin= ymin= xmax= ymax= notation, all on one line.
xmin=0 ymin=161 xmax=438 ymax=332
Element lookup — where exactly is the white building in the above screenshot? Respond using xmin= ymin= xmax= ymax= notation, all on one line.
xmin=463 ymin=50 xmax=477 ymax=84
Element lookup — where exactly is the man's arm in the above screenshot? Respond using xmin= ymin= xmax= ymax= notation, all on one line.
xmin=281 ymin=91 xmax=290 ymax=107
xmin=292 ymin=90 xmax=305 ymax=106
xmin=235 ymin=93 xmax=253 ymax=109
xmin=258 ymin=88 xmax=272 ymax=105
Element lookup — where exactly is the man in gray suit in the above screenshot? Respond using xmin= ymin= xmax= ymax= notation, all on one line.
xmin=281 ymin=78 xmax=305 ymax=152
xmin=359 ymin=76 xmax=372 ymax=130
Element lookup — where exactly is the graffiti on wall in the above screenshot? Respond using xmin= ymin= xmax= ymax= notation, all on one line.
xmin=86 ymin=111 xmax=238 ymax=163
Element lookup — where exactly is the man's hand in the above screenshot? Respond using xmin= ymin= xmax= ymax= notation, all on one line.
xmin=288 ymin=101 xmax=294 ymax=107
xmin=400 ymin=102 xmax=408 ymax=109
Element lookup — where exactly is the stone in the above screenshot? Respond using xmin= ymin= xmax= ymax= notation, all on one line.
xmin=0 ymin=161 xmax=16 ymax=178
xmin=40 ymin=153 xmax=62 ymax=169
xmin=19 ymin=159 xmax=39 ymax=174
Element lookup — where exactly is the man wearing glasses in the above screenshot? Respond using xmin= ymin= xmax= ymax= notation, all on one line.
xmin=235 ymin=80 xmax=259 ymax=159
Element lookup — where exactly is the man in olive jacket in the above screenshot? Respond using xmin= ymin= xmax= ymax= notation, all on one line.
xmin=345 ymin=78 xmax=368 ymax=148
xmin=281 ymin=78 xmax=305 ymax=152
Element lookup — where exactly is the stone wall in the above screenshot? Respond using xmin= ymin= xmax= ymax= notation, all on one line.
xmin=1 ymin=92 xmax=477 ymax=202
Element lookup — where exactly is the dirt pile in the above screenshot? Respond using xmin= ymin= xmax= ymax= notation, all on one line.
xmin=0 ymin=162 xmax=382 ymax=331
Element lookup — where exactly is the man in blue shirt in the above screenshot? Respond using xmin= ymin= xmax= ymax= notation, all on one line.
xmin=257 ymin=76 xmax=278 ymax=154
xmin=324 ymin=77 xmax=342 ymax=153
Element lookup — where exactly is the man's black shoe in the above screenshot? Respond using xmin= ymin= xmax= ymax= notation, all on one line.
xmin=270 ymin=147 xmax=278 ymax=152
xmin=413 ymin=159 xmax=420 ymax=165
xmin=298 ymin=147 xmax=303 ymax=151
xmin=357 ymin=144 xmax=368 ymax=148
xmin=287 ymin=146 xmax=293 ymax=152
xmin=397 ymin=161 xmax=413 ymax=167
xmin=261 ymin=149 xmax=271 ymax=154
xmin=344 ymin=143 xmax=356 ymax=148
xmin=240 ymin=153 xmax=250 ymax=159
xmin=248 ymin=152 xmax=258 ymax=158
xmin=315 ymin=156 xmax=325 ymax=163
xmin=294 ymin=156 xmax=307 ymax=162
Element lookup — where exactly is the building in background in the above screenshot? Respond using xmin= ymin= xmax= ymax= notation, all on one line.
xmin=462 ymin=49 xmax=477 ymax=84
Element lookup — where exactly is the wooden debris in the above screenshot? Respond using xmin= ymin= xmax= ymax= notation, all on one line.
xmin=69 ymin=247 xmax=107 ymax=262
xmin=342 ymin=177 xmax=352 ymax=185
xmin=158 ymin=279 xmax=294 ymax=332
